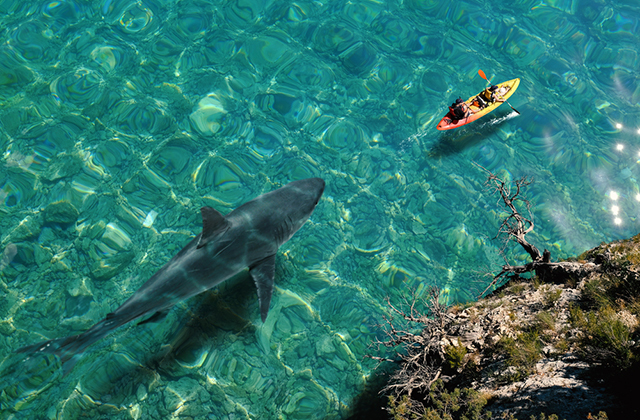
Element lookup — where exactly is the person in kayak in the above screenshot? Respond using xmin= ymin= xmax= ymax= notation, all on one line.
xmin=476 ymin=85 xmax=505 ymax=109
xmin=449 ymin=98 xmax=470 ymax=120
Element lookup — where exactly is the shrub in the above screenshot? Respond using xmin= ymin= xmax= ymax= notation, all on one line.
xmin=542 ymin=288 xmax=562 ymax=307
xmin=387 ymin=395 xmax=415 ymax=420
xmin=508 ymin=283 xmax=526 ymax=295
xmin=534 ymin=311 xmax=555 ymax=332
xmin=582 ymin=278 xmax=613 ymax=309
xmin=570 ymin=304 xmax=635 ymax=369
xmin=387 ymin=381 xmax=491 ymax=420
xmin=497 ymin=331 xmax=543 ymax=382
xmin=445 ymin=341 xmax=468 ymax=372
xmin=425 ymin=380 xmax=490 ymax=420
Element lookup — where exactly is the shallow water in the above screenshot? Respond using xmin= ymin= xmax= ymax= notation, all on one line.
xmin=1 ymin=0 xmax=639 ymax=418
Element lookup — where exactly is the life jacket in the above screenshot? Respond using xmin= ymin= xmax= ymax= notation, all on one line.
xmin=449 ymin=105 xmax=465 ymax=120
xmin=480 ymin=88 xmax=492 ymax=101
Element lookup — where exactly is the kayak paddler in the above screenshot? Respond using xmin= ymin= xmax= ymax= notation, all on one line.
xmin=476 ymin=85 xmax=505 ymax=109
xmin=449 ymin=98 xmax=470 ymax=120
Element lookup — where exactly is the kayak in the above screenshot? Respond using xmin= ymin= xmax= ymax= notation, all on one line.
xmin=436 ymin=78 xmax=520 ymax=131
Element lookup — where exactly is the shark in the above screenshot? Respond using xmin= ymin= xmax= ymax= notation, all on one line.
xmin=17 ymin=177 xmax=325 ymax=371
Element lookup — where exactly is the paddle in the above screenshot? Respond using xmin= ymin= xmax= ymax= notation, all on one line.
xmin=478 ymin=69 xmax=520 ymax=115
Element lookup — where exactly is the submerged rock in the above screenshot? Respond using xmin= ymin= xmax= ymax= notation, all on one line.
xmin=90 ymin=250 xmax=134 ymax=281
xmin=43 ymin=201 xmax=79 ymax=225
xmin=7 ymin=215 xmax=43 ymax=242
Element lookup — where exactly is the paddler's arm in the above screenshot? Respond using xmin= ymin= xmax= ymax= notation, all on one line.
xmin=463 ymin=103 xmax=473 ymax=116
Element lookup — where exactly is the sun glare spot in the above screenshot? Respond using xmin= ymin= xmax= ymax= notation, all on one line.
xmin=614 ymin=217 xmax=622 ymax=225
xmin=636 ymin=194 xmax=640 ymax=202
xmin=616 ymin=123 xmax=623 ymax=129
xmin=611 ymin=205 xmax=619 ymax=215
xmin=610 ymin=191 xmax=619 ymax=200
xmin=616 ymin=143 xmax=624 ymax=151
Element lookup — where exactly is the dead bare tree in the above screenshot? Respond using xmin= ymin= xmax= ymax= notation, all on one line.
xmin=367 ymin=287 xmax=452 ymax=405
xmin=475 ymin=163 xmax=599 ymax=297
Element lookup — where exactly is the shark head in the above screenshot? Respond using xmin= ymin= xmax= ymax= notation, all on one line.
xmin=265 ymin=177 xmax=325 ymax=246
xmin=231 ymin=178 xmax=324 ymax=248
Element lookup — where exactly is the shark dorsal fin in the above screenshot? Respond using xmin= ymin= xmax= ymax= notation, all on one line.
xmin=250 ymin=255 xmax=276 ymax=322
xmin=197 ymin=206 xmax=230 ymax=249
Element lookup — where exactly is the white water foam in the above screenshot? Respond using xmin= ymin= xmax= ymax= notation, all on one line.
xmin=485 ymin=110 xmax=520 ymax=126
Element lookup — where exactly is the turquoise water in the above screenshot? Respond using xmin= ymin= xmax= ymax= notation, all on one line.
xmin=1 ymin=0 xmax=639 ymax=418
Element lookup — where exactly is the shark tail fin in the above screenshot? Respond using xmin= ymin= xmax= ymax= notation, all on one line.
xmin=16 ymin=334 xmax=85 ymax=376
xmin=16 ymin=315 xmax=123 ymax=376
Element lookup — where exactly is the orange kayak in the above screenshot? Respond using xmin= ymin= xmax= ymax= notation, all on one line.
xmin=436 ymin=78 xmax=520 ymax=131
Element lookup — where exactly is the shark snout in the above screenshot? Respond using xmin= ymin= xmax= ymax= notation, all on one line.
xmin=308 ymin=178 xmax=325 ymax=203
xmin=288 ymin=177 xmax=325 ymax=205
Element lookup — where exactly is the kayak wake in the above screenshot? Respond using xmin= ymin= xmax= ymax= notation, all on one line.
xmin=484 ymin=110 xmax=520 ymax=126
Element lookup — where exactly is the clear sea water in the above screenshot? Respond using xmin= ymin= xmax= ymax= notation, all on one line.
xmin=0 ymin=0 xmax=639 ymax=418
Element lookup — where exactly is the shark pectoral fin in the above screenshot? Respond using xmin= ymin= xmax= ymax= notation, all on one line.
xmin=250 ymin=255 xmax=276 ymax=323
xmin=137 ymin=310 xmax=169 ymax=326
xmin=197 ymin=206 xmax=231 ymax=249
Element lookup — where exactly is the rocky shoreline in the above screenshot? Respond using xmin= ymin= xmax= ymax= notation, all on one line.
xmin=373 ymin=233 xmax=640 ymax=420
xmin=444 ymin=277 xmax=614 ymax=418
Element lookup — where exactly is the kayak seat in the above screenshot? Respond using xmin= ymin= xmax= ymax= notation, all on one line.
xmin=476 ymin=95 xmax=489 ymax=109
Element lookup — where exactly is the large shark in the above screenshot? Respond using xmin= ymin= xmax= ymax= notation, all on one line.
xmin=17 ymin=177 xmax=325 ymax=371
